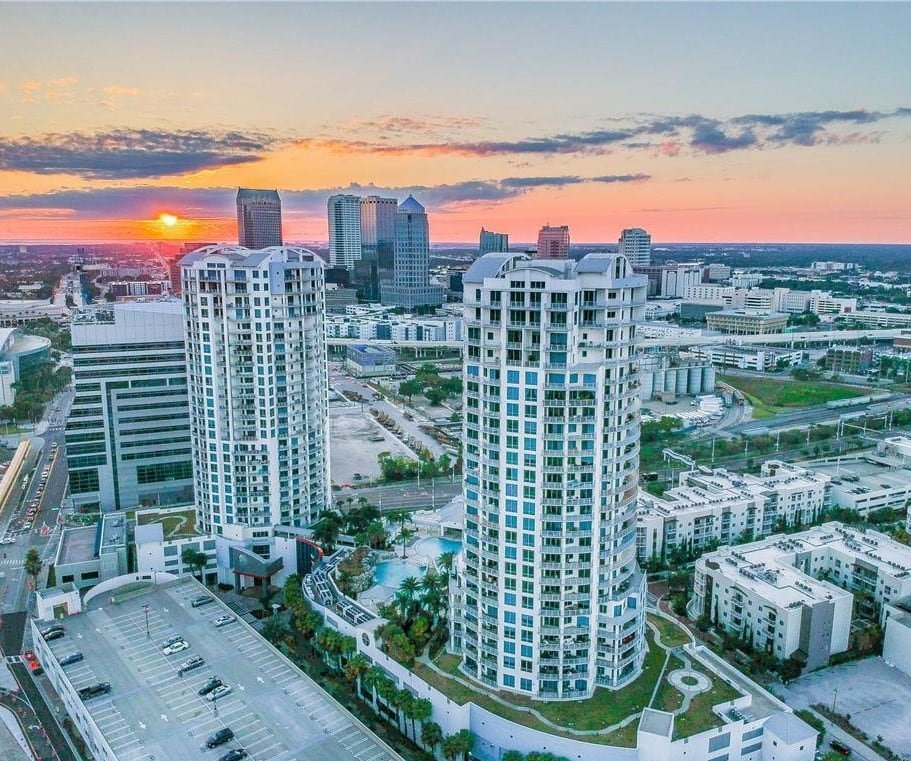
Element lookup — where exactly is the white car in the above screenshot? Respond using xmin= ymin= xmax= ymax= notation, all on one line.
xmin=212 ymin=615 xmax=236 ymax=628
xmin=206 ymin=684 xmax=232 ymax=701
xmin=162 ymin=640 xmax=189 ymax=656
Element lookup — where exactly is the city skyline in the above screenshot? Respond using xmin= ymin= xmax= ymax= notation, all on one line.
xmin=0 ymin=3 xmax=910 ymax=244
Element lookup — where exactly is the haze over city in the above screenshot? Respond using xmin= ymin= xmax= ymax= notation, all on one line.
xmin=1 ymin=2 xmax=910 ymax=244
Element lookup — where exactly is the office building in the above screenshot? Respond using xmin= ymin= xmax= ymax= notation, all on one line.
xmin=690 ymin=344 xmax=804 ymax=372
xmin=618 ymin=228 xmax=651 ymax=267
xmin=637 ymin=461 xmax=829 ymax=562
xmin=824 ymin=345 xmax=874 ymax=373
xmin=358 ymin=195 xmax=398 ymax=300
xmin=328 ymin=194 xmax=363 ymax=270
xmin=706 ymin=310 xmax=789 ymax=335
xmin=479 ymin=228 xmax=509 ymax=255
xmin=66 ymin=303 xmax=193 ymax=513
xmin=0 ymin=327 xmax=51 ymax=406
xmin=634 ymin=263 xmax=703 ymax=298
xmin=535 ymin=224 xmax=570 ymax=258
xmin=452 ymin=252 xmax=648 ymax=699
xmin=180 ymin=245 xmax=330 ymax=542
xmin=345 ymin=344 xmax=397 ymax=377
xmin=693 ymin=522 xmax=911 ymax=670
xmin=380 ymin=196 xmax=443 ymax=308
xmin=236 ymin=188 xmax=282 ymax=248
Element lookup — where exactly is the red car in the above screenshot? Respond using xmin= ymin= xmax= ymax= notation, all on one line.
xmin=22 ymin=650 xmax=42 ymax=674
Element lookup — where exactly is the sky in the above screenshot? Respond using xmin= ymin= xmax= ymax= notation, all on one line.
xmin=1 ymin=2 xmax=910 ymax=245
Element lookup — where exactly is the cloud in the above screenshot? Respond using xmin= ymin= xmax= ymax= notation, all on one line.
xmin=19 ymin=76 xmax=78 ymax=104
xmin=0 ymin=129 xmax=276 ymax=179
xmin=0 ymin=175 xmax=651 ymax=220
xmin=103 ymin=85 xmax=141 ymax=97
xmin=299 ymin=107 xmax=911 ymax=159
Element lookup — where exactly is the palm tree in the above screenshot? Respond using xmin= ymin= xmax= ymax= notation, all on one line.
xmin=24 ymin=548 xmax=42 ymax=590
xmin=436 ymin=550 xmax=456 ymax=577
xmin=387 ymin=510 xmax=413 ymax=557
xmin=342 ymin=653 xmax=369 ymax=696
xmin=391 ymin=688 xmax=413 ymax=735
xmin=312 ymin=510 xmax=343 ymax=553
xmin=362 ymin=666 xmax=385 ymax=708
xmin=451 ymin=729 xmax=475 ymax=761
xmin=409 ymin=697 xmax=432 ymax=745
xmin=181 ymin=547 xmax=208 ymax=581
xmin=395 ymin=576 xmax=420 ymax=621
xmin=421 ymin=721 xmax=443 ymax=754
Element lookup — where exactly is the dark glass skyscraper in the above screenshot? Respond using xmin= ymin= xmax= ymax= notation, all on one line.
xmin=236 ymin=188 xmax=282 ymax=248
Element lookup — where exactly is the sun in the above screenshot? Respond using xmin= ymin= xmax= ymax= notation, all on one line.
xmin=159 ymin=213 xmax=178 ymax=228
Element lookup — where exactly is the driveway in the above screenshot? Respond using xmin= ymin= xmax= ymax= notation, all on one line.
xmin=774 ymin=657 xmax=911 ymax=756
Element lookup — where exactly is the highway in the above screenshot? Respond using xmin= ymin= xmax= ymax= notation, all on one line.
xmin=325 ymin=327 xmax=901 ymax=351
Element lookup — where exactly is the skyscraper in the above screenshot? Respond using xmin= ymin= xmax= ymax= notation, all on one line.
xmin=380 ymin=195 xmax=443 ymax=308
xmin=452 ymin=251 xmax=647 ymax=699
xmin=357 ymin=195 xmax=398 ymax=300
xmin=327 ymin=194 xmax=363 ymax=270
xmin=479 ymin=228 xmax=509 ymax=255
xmin=536 ymin=225 xmax=570 ymax=258
xmin=180 ymin=245 xmax=329 ymax=542
xmin=236 ymin=189 xmax=282 ymax=248
xmin=618 ymin=227 xmax=651 ymax=267
xmin=66 ymin=302 xmax=193 ymax=512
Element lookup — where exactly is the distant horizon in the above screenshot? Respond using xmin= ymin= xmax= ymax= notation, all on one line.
xmin=1 ymin=4 xmax=910 ymax=244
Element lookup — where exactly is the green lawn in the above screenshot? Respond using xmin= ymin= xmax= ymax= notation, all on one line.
xmin=719 ymin=375 xmax=866 ymax=417
xmin=648 ymin=614 xmax=693 ymax=648
xmin=136 ymin=508 xmax=198 ymax=539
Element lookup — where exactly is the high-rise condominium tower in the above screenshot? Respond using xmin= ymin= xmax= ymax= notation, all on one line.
xmin=180 ymin=245 xmax=329 ymax=542
xmin=536 ymin=225 xmax=570 ymax=259
xmin=452 ymin=251 xmax=647 ymax=699
xmin=479 ymin=228 xmax=509 ymax=255
xmin=236 ymin=189 xmax=283 ymax=248
xmin=618 ymin=228 xmax=651 ymax=267
xmin=328 ymin=194 xmax=363 ymax=270
xmin=380 ymin=195 xmax=443 ymax=308
xmin=357 ymin=195 xmax=398 ymax=300
xmin=66 ymin=302 xmax=193 ymax=512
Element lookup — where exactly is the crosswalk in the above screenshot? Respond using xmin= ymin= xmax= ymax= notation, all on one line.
xmin=0 ymin=559 xmax=23 ymax=568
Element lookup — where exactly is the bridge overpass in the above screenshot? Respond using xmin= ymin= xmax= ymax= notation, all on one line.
xmin=326 ymin=328 xmax=900 ymax=351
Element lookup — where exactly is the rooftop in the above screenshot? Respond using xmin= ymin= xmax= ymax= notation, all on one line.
xmin=39 ymin=576 xmax=401 ymax=761
xmin=56 ymin=526 xmax=97 ymax=565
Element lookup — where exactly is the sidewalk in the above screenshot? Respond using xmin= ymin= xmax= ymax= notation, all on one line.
xmin=810 ymin=708 xmax=890 ymax=761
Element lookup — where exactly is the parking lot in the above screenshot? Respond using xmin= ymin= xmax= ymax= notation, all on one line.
xmin=42 ymin=577 xmax=401 ymax=761
xmin=775 ymin=656 xmax=911 ymax=756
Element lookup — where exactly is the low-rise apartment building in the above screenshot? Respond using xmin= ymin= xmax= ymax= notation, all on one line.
xmin=692 ymin=522 xmax=911 ymax=670
xmin=637 ymin=461 xmax=829 ymax=562
xmin=706 ymin=310 xmax=789 ymax=335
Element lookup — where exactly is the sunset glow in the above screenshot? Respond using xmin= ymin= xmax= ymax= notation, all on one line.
xmin=0 ymin=3 xmax=909 ymax=243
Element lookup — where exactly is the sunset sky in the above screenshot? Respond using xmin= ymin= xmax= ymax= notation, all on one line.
xmin=1 ymin=2 xmax=910 ymax=244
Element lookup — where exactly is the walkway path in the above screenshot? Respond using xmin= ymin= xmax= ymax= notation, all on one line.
xmin=417 ymin=613 xmax=700 ymax=739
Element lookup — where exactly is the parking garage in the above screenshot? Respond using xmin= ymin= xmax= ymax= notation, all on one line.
xmin=31 ymin=575 xmax=401 ymax=761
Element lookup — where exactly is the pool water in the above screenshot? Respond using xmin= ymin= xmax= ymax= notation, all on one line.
xmin=415 ymin=537 xmax=462 ymax=561
xmin=373 ymin=560 xmax=426 ymax=588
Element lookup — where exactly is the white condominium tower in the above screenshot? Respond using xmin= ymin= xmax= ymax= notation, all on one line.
xmin=180 ymin=245 xmax=330 ymax=542
xmin=328 ymin=194 xmax=363 ymax=270
xmin=452 ymin=252 xmax=647 ymax=699
xmin=618 ymin=227 xmax=651 ymax=267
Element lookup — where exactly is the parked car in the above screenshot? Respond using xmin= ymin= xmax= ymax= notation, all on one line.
xmin=205 ymin=728 xmax=235 ymax=748
xmin=78 ymin=683 xmax=111 ymax=700
xmin=217 ymin=750 xmax=247 ymax=761
xmin=178 ymin=656 xmax=205 ymax=676
xmin=59 ymin=652 xmax=84 ymax=667
xmin=43 ymin=629 xmax=65 ymax=641
xmin=198 ymin=677 xmax=223 ymax=697
xmin=161 ymin=634 xmax=184 ymax=648
xmin=163 ymin=640 xmax=189 ymax=656
xmin=830 ymin=740 xmax=851 ymax=757
xmin=212 ymin=615 xmax=236 ymax=628
xmin=191 ymin=595 xmax=215 ymax=608
xmin=206 ymin=685 xmax=232 ymax=702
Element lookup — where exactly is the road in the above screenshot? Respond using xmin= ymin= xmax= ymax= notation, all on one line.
xmin=334 ymin=477 xmax=461 ymax=512
xmin=728 ymin=394 xmax=910 ymax=436
xmin=0 ymin=390 xmax=72 ymax=616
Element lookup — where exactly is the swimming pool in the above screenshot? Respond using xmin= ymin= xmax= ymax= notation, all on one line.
xmin=373 ymin=560 xmax=426 ymax=589
xmin=414 ymin=536 xmax=462 ymax=562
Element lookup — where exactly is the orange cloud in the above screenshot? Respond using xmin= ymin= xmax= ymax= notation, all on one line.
xmin=19 ymin=76 xmax=78 ymax=104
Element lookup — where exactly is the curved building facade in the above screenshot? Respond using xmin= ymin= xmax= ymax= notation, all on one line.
xmin=452 ymin=252 xmax=648 ymax=699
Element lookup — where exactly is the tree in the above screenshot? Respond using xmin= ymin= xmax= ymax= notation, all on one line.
xmin=436 ymin=550 xmax=455 ymax=577
xmin=261 ymin=615 xmax=290 ymax=645
xmin=312 ymin=510 xmax=343 ymax=553
xmin=181 ymin=548 xmax=208 ymax=581
xmin=442 ymin=730 xmax=474 ymax=761
xmin=342 ymin=653 xmax=369 ymax=696
xmin=392 ymin=688 xmax=413 ymax=735
xmin=362 ymin=666 xmax=386 ymax=708
xmin=399 ymin=378 xmax=422 ymax=400
xmin=502 ymin=753 xmax=525 ymax=761
xmin=408 ymin=696 xmax=432 ymax=743
xmin=421 ymin=721 xmax=443 ymax=753
xmin=24 ymin=548 xmax=42 ymax=589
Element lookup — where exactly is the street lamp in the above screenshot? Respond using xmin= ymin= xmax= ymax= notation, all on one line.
xmin=142 ymin=603 xmax=150 ymax=640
